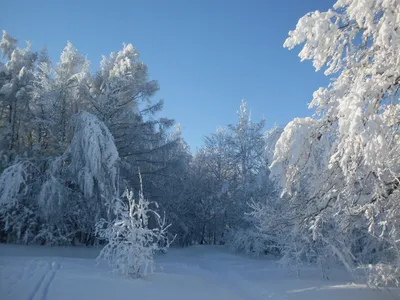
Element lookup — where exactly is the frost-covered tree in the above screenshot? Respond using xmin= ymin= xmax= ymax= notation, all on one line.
xmin=52 ymin=42 xmax=90 ymax=149
xmin=183 ymin=101 xmax=273 ymax=247
xmin=227 ymin=100 xmax=266 ymax=184
xmin=89 ymin=43 xmax=182 ymax=213
xmin=89 ymin=43 xmax=167 ymax=162
xmin=262 ymin=0 xmax=400 ymax=285
xmin=229 ymin=125 xmax=284 ymax=256
xmin=35 ymin=111 xmax=120 ymax=244
xmin=95 ymin=183 xmax=171 ymax=278
xmin=90 ymin=43 xmax=158 ymax=129
xmin=0 ymin=30 xmax=37 ymax=158
xmin=29 ymin=47 xmax=54 ymax=152
xmin=225 ymin=101 xmax=269 ymax=233
xmin=192 ymin=127 xmax=233 ymax=244
xmin=0 ymin=31 xmax=186 ymax=247
xmin=146 ymin=132 xmax=193 ymax=247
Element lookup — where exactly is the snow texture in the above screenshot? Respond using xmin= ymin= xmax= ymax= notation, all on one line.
xmin=0 ymin=244 xmax=397 ymax=300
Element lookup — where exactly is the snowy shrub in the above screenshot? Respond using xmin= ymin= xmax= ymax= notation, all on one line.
xmin=229 ymin=229 xmax=278 ymax=257
xmin=95 ymin=182 xmax=171 ymax=278
xmin=229 ymin=197 xmax=284 ymax=258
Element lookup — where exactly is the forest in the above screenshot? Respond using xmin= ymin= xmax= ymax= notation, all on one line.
xmin=0 ymin=0 xmax=399 ymax=289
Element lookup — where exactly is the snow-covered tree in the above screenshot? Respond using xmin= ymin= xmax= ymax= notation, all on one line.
xmin=227 ymin=100 xmax=266 ymax=184
xmin=0 ymin=31 xmax=185 ymax=247
xmin=29 ymin=47 xmax=56 ymax=153
xmin=35 ymin=111 xmax=120 ymax=244
xmin=182 ymin=101 xmax=273 ymax=247
xmin=0 ymin=30 xmax=37 ymax=158
xmin=90 ymin=43 xmax=158 ymax=128
xmin=89 ymin=43 xmax=182 ymax=216
xmin=52 ymin=42 xmax=89 ymax=148
xmin=227 ymin=124 xmax=284 ymax=256
xmin=225 ymin=101 xmax=269 ymax=234
xmin=264 ymin=0 xmax=400 ymax=285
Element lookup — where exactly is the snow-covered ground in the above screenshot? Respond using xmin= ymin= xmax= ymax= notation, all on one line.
xmin=0 ymin=244 xmax=396 ymax=300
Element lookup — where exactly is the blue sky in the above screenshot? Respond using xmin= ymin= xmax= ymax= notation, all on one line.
xmin=2 ymin=0 xmax=336 ymax=151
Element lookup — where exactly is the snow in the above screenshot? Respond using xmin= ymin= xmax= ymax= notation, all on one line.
xmin=0 ymin=244 xmax=396 ymax=300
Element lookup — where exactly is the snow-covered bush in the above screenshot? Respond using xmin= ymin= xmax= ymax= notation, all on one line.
xmin=229 ymin=229 xmax=277 ymax=257
xmin=95 ymin=181 xmax=171 ymax=278
xmin=229 ymin=198 xmax=282 ymax=257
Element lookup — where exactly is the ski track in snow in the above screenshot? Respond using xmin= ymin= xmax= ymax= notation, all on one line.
xmin=28 ymin=263 xmax=50 ymax=300
xmin=28 ymin=261 xmax=60 ymax=300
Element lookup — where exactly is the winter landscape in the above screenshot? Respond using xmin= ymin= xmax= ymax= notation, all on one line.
xmin=1 ymin=0 xmax=400 ymax=299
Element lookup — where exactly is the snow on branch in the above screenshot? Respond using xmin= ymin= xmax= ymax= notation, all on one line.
xmin=0 ymin=161 xmax=30 ymax=205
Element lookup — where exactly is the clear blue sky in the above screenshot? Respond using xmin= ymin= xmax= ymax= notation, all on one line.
xmin=2 ymin=0 xmax=336 ymax=151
